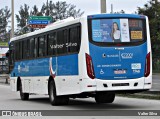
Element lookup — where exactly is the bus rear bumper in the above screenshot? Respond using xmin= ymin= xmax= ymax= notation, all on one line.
xmin=95 ymin=77 xmax=152 ymax=92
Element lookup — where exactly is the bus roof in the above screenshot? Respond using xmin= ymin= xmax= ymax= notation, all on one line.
xmin=87 ymin=14 xmax=146 ymax=19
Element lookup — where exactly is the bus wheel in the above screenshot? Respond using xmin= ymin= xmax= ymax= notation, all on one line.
xmin=20 ymin=82 xmax=29 ymax=100
xmin=95 ymin=92 xmax=115 ymax=103
xmin=49 ymin=80 xmax=69 ymax=105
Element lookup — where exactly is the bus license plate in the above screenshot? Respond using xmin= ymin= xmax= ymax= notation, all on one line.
xmin=114 ymin=69 xmax=126 ymax=74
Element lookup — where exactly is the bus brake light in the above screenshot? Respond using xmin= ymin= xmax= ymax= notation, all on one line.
xmin=86 ymin=53 xmax=95 ymax=79
xmin=144 ymin=52 xmax=150 ymax=77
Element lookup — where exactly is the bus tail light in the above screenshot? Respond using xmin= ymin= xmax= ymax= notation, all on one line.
xmin=85 ymin=53 xmax=95 ymax=79
xmin=144 ymin=52 xmax=150 ymax=77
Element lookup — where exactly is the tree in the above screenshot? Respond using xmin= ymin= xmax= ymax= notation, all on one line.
xmin=0 ymin=6 xmax=11 ymax=42
xmin=30 ymin=5 xmax=43 ymax=16
xmin=138 ymin=0 xmax=160 ymax=71
xmin=16 ymin=4 xmax=30 ymax=35
xmin=137 ymin=0 xmax=160 ymax=41
xmin=16 ymin=1 xmax=84 ymax=35
xmin=41 ymin=1 xmax=84 ymax=21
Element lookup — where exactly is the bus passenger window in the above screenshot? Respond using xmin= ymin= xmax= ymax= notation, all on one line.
xmin=38 ymin=36 xmax=45 ymax=57
xmin=30 ymin=38 xmax=35 ymax=58
xmin=19 ymin=41 xmax=23 ymax=60
xmin=47 ymin=32 xmax=56 ymax=56
xmin=23 ymin=40 xmax=30 ymax=59
xmin=69 ymin=26 xmax=80 ymax=53
xmin=34 ymin=38 xmax=38 ymax=58
xmin=15 ymin=41 xmax=19 ymax=61
xmin=57 ymin=30 xmax=67 ymax=55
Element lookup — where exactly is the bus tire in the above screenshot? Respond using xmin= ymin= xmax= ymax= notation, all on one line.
xmin=20 ymin=81 xmax=29 ymax=100
xmin=49 ymin=80 xmax=69 ymax=105
xmin=95 ymin=92 xmax=115 ymax=103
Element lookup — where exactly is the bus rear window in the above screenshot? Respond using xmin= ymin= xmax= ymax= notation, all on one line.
xmin=89 ymin=18 xmax=146 ymax=43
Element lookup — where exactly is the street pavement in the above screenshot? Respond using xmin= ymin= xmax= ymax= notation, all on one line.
xmin=0 ymin=77 xmax=160 ymax=118
xmin=0 ymin=84 xmax=160 ymax=111
xmin=151 ymin=73 xmax=160 ymax=91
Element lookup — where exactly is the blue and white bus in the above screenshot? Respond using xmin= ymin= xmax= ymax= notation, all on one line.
xmin=8 ymin=14 xmax=152 ymax=105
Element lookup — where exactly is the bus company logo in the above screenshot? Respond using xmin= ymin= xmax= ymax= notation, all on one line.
xmin=131 ymin=63 xmax=141 ymax=69
xmin=121 ymin=53 xmax=133 ymax=59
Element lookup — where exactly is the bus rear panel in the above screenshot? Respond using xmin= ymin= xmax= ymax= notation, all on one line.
xmin=87 ymin=14 xmax=152 ymax=92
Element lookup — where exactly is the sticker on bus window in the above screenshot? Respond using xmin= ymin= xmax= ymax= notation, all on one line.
xmin=131 ymin=31 xmax=142 ymax=39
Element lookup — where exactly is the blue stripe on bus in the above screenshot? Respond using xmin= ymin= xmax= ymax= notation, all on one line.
xmin=11 ymin=54 xmax=78 ymax=77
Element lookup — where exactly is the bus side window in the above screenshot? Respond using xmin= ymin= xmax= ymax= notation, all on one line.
xmin=19 ymin=41 xmax=23 ymax=60
xmin=57 ymin=30 xmax=67 ymax=55
xmin=69 ymin=26 xmax=80 ymax=53
xmin=30 ymin=38 xmax=35 ymax=58
xmin=38 ymin=36 xmax=45 ymax=57
xmin=64 ymin=29 xmax=68 ymax=53
xmin=15 ymin=41 xmax=19 ymax=61
xmin=34 ymin=38 xmax=38 ymax=58
xmin=27 ymin=39 xmax=30 ymax=58
xmin=23 ymin=40 xmax=30 ymax=59
xmin=47 ymin=32 xmax=56 ymax=56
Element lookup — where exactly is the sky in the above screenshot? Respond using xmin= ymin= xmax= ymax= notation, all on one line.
xmin=1 ymin=0 xmax=149 ymax=15
xmin=0 ymin=0 xmax=149 ymax=29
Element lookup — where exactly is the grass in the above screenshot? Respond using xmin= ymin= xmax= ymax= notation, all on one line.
xmin=153 ymin=70 xmax=160 ymax=73
xmin=117 ymin=93 xmax=160 ymax=100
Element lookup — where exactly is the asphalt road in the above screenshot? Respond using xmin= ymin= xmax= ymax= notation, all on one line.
xmin=151 ymin=74 xmax=160 ymax=91
xmin=0 ymin=84 xmax=160 ymax=118
xmin=0 ymin=84 xmax=160 ymax=111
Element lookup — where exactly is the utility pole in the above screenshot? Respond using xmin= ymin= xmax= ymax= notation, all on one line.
xmin=111 ymin=4 xmax=113 ymax=13
xmin=47 ymin=0 xmax=49 ymax=16
xmin=101 ymin=0 xmax=106 ymax=13
xmin=11 ymin=0 xmax=14 ymax=38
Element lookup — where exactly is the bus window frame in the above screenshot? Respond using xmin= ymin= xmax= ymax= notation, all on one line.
xmin=9 ymin=23 xmax=82 ymax=62
xmin=88 ymin=17 xmax=147 ymax=47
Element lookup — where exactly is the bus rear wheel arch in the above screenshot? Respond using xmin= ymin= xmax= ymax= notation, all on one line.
xmin=48 ymin=78 xmax=69 ymax=106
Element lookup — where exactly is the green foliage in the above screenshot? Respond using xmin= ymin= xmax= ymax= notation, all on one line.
xmin=0 ymin=6 xmax=11 ymax=42
xmin=41 ymin=1 xmax=84 ymax=20
xmin=137 ymin=0 xmax=160 ymax=41
xmin=138 ymin=0 xmax=160 ymax=71
xmin=15 ymin=1 xmax=84 ymax=35
xmin=16 ymin=4 xmax=30 ymax=34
